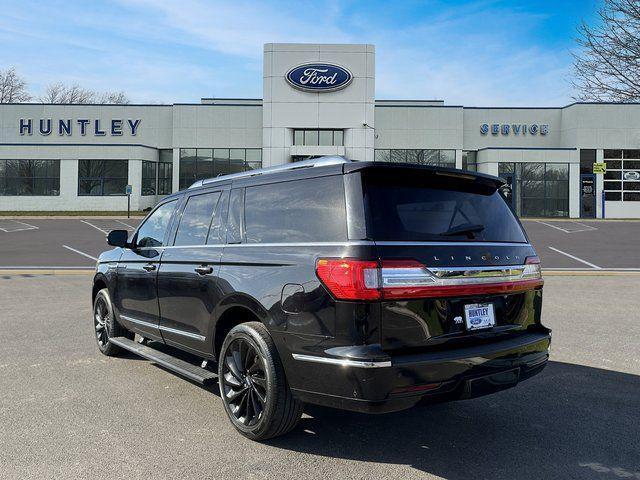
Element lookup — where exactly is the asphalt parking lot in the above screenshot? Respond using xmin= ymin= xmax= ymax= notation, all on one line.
xmin=0 ymin=217 xmax=638 ymax=271
xmin=0 ymin=274 xmax=638 ymax=479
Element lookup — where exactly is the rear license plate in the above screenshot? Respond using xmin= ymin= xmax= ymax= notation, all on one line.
xmin=464 ymin=303 xmax=496 ymax=331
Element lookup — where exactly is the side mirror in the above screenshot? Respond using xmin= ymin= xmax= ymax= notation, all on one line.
xmin=107 ymin=229 xmax=129 ymax=248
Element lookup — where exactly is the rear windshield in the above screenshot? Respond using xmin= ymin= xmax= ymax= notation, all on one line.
xmin=363 ymin=169 xmax=527 ymax=243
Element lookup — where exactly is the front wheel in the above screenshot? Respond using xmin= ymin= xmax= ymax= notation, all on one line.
xmin=93 ymin=288 xmax=132 ymax=356
xmin=218 ymin=322 xmax=303 ymax=440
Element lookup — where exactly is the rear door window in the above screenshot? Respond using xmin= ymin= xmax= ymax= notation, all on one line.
xmin=174 ymin=191 xmax=222 ymax=246
xmin=244 ymin=176 xmax=347 ymax=243
xmin=363 ymin=169 xmax=527 ymax=242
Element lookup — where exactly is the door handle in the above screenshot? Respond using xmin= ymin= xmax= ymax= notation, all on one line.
xmin=142 ymin=263 xmax=156 ymax=272
xmin=194 ymin=265 xmax=213 ymax=275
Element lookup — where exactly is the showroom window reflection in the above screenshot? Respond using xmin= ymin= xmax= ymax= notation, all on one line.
xmin=499 ymin=162 xmax=569 ymax=217
xmin=78 ymin=160 xmax=128 ymax=196
xmin=293 ymin=129 xmax=344 ymax=146
xmin=374 ymin=149 xmax=456 ymax=167
xmin=179 ymin=148 xmax=262 ymax=190
xmin=0 ymin=159 xmax=60 ymax=196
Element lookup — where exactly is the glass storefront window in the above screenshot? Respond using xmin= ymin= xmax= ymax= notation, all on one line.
xmin=580 ymin=149 xmax=596 ymax=174
xmin=462 ymin=151 xmax=477 ymax=171
xmin=439 ymin=150 xmax=456 ymax=167
xmin=141 ymin=161 xmax=157 ymax=196
xmin=499 ymin=162 xmax=570 ymax=217
xmin=229 ymin=149 xmax=245 ymax=174
xmin=375 ymin=149 xmax=456 ymax=168
xmin=0 ymin=159 xmax=60 ymax=196
xmin=390 ymin=150 xmax=407 ymax=163
xmin=179 ymin=148 xmax=262 ymax=189
xmin=318 ymin=131 xmax=333 ymax=146
xmin=304 ymin=130 xmax=319 ymax=146
xmin=375 ymin=150 xmax=390 ymax=162
xmin=293 ymin=129 xmax=344 ymax=146
xmin=78 ymin=160 xmax=128 ymax=196
xmin=158 ymin=161 xmax=173 ymax=195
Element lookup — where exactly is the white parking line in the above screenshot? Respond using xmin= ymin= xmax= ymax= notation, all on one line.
xmin=535 ymin=220 xmax=597 ymax=233
xmin=62 ymin=245 xmax=98 ymax=261
xmin=548 ymin=246 xmax=602 ymax=269
xmin=0 ymin=220 xmax=39 ymax=233
xmin=115 ymin=219 xmax=136 ymax=230
xmin=80 ymin=220 xmax=108 ymax=234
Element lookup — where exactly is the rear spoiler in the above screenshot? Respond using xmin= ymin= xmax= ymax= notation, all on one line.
xmin=343 ymin=161 xmax=505 ymax=190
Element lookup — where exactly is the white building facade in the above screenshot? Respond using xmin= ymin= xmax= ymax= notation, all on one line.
xmin=1 ymin=43 xmax=639 ymax=218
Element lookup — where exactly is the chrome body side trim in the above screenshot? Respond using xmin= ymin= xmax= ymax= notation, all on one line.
xmin=119 ymin=315 xmax=158 ymax=330
xmin=292 ymin=353 xmax=392 ymax=368
xmin=159 ymin=325 xmax=206 ymax=341
xmin=120 ymin=315 xmax=206 ymax=341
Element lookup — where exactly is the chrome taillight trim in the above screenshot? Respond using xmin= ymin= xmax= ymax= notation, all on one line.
xmin=379 ymin=264 xmax=542 ymax=289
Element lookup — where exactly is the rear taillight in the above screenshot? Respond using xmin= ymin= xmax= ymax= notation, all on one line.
xmin=316 ymin=257 xmax=543 ymax=301
xmin=523 ymin=255 xmax=542 ymax=279
xmin=315 ymin=259 xmax=381 ymax=300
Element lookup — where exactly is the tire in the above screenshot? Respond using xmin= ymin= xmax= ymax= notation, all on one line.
xmin=218 ymin=321 xmax=303 ymax=440
xmin=93 ymin=288 xmax=132 ymax=357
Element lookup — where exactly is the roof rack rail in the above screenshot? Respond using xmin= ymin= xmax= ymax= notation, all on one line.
xmin=189 ymin=156 xmax=352 ymax=189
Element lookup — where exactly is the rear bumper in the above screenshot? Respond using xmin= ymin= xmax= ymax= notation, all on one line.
xmin=288 ymin=330 xmax=551 ymax=413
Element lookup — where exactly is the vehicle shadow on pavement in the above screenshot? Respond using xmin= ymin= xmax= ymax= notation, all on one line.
xmin=267 ymin=361 xmax=640 ymax=480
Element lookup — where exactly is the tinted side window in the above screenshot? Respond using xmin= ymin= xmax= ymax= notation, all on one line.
xmin=136 ymin=200 xmax=177 ymax=248
xmin=244 ymin=176 xmax=346 ymax=243
xmin=174 ymin=191 xmax=222 ymax=246
xmin=207 ymin=190 xmax=229 ymax=245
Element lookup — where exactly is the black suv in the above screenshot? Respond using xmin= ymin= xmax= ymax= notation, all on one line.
xmin=92 ymin=156 xmax=550 ymax=440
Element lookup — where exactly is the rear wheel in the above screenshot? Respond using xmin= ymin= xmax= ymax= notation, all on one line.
xmin=93 ymin=288 xmax=132 ymax=356
xmin=218 ymin=322 xmax=303 ymax=440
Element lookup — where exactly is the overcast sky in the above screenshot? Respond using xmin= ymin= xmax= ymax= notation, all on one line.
xmin=0 ymin=0 xmax=599 ymax=106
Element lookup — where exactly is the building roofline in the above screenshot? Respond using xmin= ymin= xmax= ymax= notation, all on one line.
xmin=2 ymin=100 xmax=638 ymax=109
xmin=375 ymin=99 xmax=444 ymax=103
xmin=200 ymin=97 xmax=263 ymax=101
xmin=0 ymin=103 xmax=171 ymax=107
xmin=0 ymin=142 xmax=160 ymax=149
xmin=476 ymin=147 xmax=577 ymax=151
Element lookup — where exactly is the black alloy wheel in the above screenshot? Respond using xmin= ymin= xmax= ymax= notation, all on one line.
xmin=221 ymin=337 xmax=268 ymax=427
xmin=218 ymin=322 xmax=303 ymax=440
xmin=93 ymin=288 xmax=130 ymax=356
xmin=94 ymin=295 xmax=111 ymax=348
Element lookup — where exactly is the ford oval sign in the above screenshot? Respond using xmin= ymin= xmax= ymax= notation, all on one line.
xmin=285 ymin=63 xmax=353 ymax=92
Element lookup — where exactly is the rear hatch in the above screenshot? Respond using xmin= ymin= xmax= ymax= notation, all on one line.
xmin=361 ymin=166 xmax=543 ymax=353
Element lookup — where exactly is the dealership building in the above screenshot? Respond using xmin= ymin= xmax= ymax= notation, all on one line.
xmin=1 ymin=43 xmax=640 ymax=218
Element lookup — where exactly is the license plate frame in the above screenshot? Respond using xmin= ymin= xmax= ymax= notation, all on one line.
xmin=464 ymin=303 xmax=496 ymax=331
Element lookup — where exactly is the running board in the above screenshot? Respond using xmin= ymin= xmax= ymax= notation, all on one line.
xmin=110 ymin=336 xmax=218 ymax=385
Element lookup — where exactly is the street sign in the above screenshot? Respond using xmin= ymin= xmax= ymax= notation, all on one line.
xmin=125 ymin=185 xmax=132 ymax=218
xmin=593 ymin=162 xmax=606 ymax=174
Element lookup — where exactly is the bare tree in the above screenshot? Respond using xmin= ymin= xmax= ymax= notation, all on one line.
xmin=0 ymin=67 xmax=32 ymax=103
xmin=40 ymin=82 xmax=131 ymax=104
xmin=573 ymin=0 xmax=640 ymax=101
xmin=96 ymin=90 xmax=130 ymax=104
xmin=40 ymin=83 xmax=95 ymax=104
